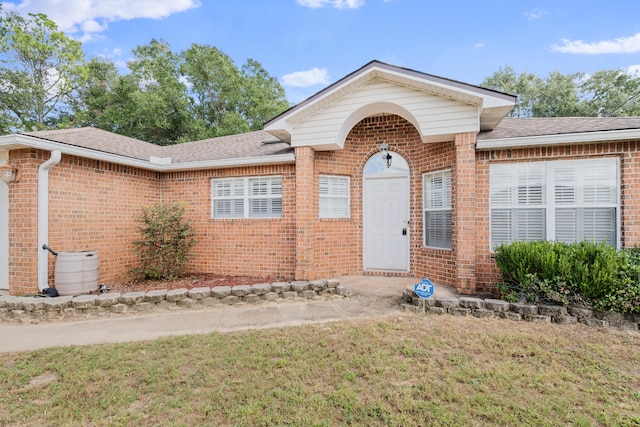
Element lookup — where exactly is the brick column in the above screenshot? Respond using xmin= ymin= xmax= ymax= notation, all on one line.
xmin=294 ymin=146 xmax=315 ymax=280
xmin=9 ymin=150 xmax=40 ymax=294
xmin=454 ymin=132 xmax=477 ymax=295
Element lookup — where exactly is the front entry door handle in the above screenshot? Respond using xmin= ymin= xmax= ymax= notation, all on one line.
xmin=402 ymin=227 xmax=407 ymax=236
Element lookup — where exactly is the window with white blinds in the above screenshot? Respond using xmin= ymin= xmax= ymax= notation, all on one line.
xmin=423 ymin=170 xmax=452 ymax=249
xmin=319 ymin=175 xmax=350 ymax=218
xmin=490 ymin=158 xmax=618 ymax=249
xmin=211 ymin=176 xmax=282 ymax=218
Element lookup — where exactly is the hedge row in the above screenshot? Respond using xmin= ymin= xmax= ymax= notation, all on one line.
xmin=494 ymin=241 xmax=640 ymax=314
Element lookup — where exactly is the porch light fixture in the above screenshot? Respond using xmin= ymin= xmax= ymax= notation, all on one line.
xmin=0 ymin=163 xmax=19 ymax=184
xmin=379 ymin=142 xmax=392 ymax=168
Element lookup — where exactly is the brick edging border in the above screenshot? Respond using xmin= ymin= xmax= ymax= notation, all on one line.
xmin=400 ymin=287 xmax=640 ymax=331
xmin=0 ymin=279 xmax=350 ymax=324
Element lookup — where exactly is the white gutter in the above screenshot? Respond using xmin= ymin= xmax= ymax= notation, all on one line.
xmin=476 ymin=128 xmax=640 ymax=150
xmin=162 ymin=153 xmax=296 ymax=171
xmin=37 ymin=150 xmax=61 ymax=291
xmin=0 ymin=135 xmax=295 ymax=172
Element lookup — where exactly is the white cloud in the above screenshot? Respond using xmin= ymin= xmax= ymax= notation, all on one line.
xmin=297 ymin=0 xmax=365 ymax=9
xmin=628 ymin=65 xmax=640 ymax=76
xmin=2 ymin=0 xmax=201 ymax=42
xmin=552 ymin=32 xmax=640 ymax=54
xmin=525 ymin=8 xmax=548 ymax=20
xmin=281 ymin=67 xmax=330 ymax=87
xmin=473 ymin=42 xmax=484 ymax=49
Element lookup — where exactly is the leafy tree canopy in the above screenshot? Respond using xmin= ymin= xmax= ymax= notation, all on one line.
xmin=0 ymin=10 xmax=289 ymax=145
xmin=0 ymin=7 xmax=86 ymax=133
xmin=482 ymin=66 xmax=640 ymax=118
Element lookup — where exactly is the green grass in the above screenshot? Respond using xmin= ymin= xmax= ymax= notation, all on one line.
xmin=1 ymin=315 xmax=639 ymax=426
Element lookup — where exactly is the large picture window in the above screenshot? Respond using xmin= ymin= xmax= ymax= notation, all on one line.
xmin=319 ymin=175 xmax=350 ymax=218
xmin=490 ymin=158 xmax=618 ymax=249
xmin=211 ymin=176 xmax=282 ymax=218
xmin=423 ymin=170 xmax=452 ymax=249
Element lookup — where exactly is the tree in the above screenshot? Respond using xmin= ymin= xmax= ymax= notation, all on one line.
xmin=532 ymin=71 xmax=586 ymax=117
xmin=580 ymin=69 xmax=640 ymax=117
xmin=481 ymin=66 xmax=542 ymax=117
xmin=0 ymin=10 xmax=288 ymax=142
xmin=180 ymin=44 xmax=289 ymax=140
xmin=123 ymin=39 xmax=192 ymax=145
xmin=482 ymin=66 xmax=640 ymax=118
xmin=240 ymin=59 xmax=289 ymax=129
xmin=69 ymin=57 xmax=120 ymax=128
xmin=80 ymin=41 xmax=290 ymax=144
xmin=0 ymin=9 xmax=86 ymax=132
xmin=180 ymin=43 xmax=247 ymax=139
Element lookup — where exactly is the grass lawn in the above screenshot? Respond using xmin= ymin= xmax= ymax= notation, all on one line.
xmin=1 ymin=314 xmax=639 ymax=426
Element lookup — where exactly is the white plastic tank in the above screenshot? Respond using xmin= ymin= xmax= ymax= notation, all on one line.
xmin=54 ymin=251 xmax=99 ymax=296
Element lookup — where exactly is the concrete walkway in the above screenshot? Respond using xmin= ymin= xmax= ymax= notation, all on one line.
xmin=0 ymin=276 xmax=457 ymax=354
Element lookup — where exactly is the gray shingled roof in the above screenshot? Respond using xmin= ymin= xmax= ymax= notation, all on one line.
xmin=21 ymin=117 xmax=640 ymax=164
xmin=163 ymin=131 xmax=293 ymax=163
xmin=22 ymin=127 xmax=293 ymax=163
xmin=478 ymin=117 xmax=640 ymax=140
xmin=22 ymin=127 xmax=164 ymax=161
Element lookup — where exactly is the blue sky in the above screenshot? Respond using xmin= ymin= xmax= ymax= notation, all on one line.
xmin=3 ymin=0 xmax=640 ymax=104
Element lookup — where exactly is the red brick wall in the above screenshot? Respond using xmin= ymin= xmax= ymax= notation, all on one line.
xmin=453 ymin=132 xmax=478 ymax=294
xmin=160 ymin=164 xmax=297 ymax=281
xmin=8 ymin=150 xmax=159 ymax=293
xmin=46 ymin=154 xmax=159 ymax=287
xmin=475 ymin=140 xmax=640 ymax=292
xmin=313 ymin=114 xmax=459 ymax=286
xmin=294 ymin=147 xmax=315 ymax=280
xmin=8 ymin=149 xmax=40 ymax=294
xmin=11 ymin=124 xmax=639 ymax=295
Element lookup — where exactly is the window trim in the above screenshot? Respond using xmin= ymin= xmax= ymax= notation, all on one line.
xmin=319 ymin=175 xmax=350 ymax=219
xmin=422 ymin=169 xmax=452 ymax=250
xmin=211 ymin=175 xmax=283 ymax=219
xmin=489 ymin=158 xmax=620 ymax=249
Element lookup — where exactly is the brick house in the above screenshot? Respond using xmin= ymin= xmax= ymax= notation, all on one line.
xmin=2 ymin=60 xmax=640 ymax=295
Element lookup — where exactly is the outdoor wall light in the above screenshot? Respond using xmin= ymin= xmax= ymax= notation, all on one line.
xmin=0 ymin=163 xmax=20 ymax=184
xmin=379 ymin=142 xmax=392 ymax=168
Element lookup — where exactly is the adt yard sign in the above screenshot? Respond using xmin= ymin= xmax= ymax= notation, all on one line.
xmin=414 ymin=278 xmax=434 ymax=298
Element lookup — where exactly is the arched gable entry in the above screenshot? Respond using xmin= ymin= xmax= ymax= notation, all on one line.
xmin=362 ymin=151 xmax=410 ymax=272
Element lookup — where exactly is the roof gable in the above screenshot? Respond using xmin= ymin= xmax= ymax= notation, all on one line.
xmin=264 ymin=60 xmax=516 ymax=148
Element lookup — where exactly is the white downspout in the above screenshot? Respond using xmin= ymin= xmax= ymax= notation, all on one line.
xmin=38 ymin=151 xmax=61 ymax=291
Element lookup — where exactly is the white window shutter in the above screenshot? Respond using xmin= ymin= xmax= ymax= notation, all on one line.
xmin=491 ymin=209 xmax=513 ymax=248
xmin=491 ymin=158 xmax=618 ymax=249
xmin=319 ymin=176 xmax=349 ymax=218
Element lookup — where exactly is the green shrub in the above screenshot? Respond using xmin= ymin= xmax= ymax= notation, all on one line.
xmin=494 ymin=240 xmax=632 ymax=310
xmin=131 ymin=202 xmax=197 ymax=281
xmin=494 ymin=240 xmax=558 ymax=286
xmin=593 ymin=247 xmax=640 ymax=314
xmin=559 ymin=241 xmax=624 ymax=300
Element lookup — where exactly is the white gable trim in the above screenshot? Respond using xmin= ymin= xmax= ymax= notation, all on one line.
xmin=265 ymin=61 xmax=515 ymax=149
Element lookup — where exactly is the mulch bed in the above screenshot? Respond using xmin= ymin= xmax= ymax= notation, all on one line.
xmin=109 ymin=274 xmax=274 ymax=294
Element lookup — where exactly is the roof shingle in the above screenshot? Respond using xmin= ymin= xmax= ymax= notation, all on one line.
xmin=478 ymin=117 xmax=640 ymax=140
xmin=22 ymin=127 xmax=293 ymax=163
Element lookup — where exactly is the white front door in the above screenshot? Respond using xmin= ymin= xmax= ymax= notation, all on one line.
xmin=363 ymin=175 xmax=409 ymax=271
xmin=0 ymin=181 xmax=8 ymax=290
